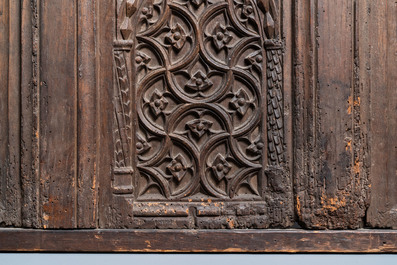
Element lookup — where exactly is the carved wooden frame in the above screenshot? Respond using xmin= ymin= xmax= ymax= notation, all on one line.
xmin=105 ymin=0 xmax=294 ymax=229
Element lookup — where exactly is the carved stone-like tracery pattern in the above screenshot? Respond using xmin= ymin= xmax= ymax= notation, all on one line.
xmin=112 ymin=0 xmax=289 ymax=228
xmin=135 ymin=0 xmax=266 ymax=200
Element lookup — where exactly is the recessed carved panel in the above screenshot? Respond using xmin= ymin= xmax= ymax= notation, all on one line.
xmin=111 ymin=0 xmax=290 ymax=228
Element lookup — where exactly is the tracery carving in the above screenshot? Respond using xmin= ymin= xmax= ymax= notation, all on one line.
xmin=112 ymin=0 xmax=285 ymax=209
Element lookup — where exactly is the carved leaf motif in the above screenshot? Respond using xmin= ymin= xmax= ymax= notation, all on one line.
xmin=245 ymin=50 xmax=263 ymax=72
xmin=166 ymin=154 xmax=188 ymax=182
xmin=212 ymin=22 xmax=233 ymax=51
xmin=135 ymin=52 xmax=151 ymax=66
xmin=165 ymin=23 xmax=187 ymax=50
xmin=114 ymin=120 xmax=125 ymax=168
xmin=138 ymin=0 xmax=164 ymax=33
xmin=186 ymin=119 xmax=213 ymax=138
xmin=229 ymin=88 xmax=250 ymax=117
xmin=185 ymin=70 xmax=213 ymax=93
xmin=246 ymin=139 xmax=264 ymax=156
xmin=149 ymin=89 xmax=168 ymax=117
xmin=232 ymin=0 xmax=261 ymax=34
xmin=136 ymin=134 xmax=152 ymax=155
xmin=241 ymin=0 xmax=255 ymax=20
xmin=113 ymin=51 xmax=132 ymax=167
xmin=190 ymin=0 xmax=204 ymax=7
xmin=141 ymin=1 xmax=154 ymax=19
xmin=211 ymin=154 xmax=232 ymax=181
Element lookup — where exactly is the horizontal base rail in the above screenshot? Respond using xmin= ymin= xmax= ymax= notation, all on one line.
xmin=0 ymin=229 xmax=396 ymax=253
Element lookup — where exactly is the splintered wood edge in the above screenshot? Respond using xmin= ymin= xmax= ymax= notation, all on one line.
xmin=0 ymin=229 xmax=396 ymax=253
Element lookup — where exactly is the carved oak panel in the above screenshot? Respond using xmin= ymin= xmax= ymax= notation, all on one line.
xmin=111 ymin=0 xmax=291 ymax=228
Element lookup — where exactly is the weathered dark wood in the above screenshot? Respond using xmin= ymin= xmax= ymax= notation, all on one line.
xmin=365 ymin=0 xmax=397 ymax=229
xmin=293 ymin=0 xmax=315 ymax=228
xmin=0 ymin=0 xmax=397 ymax=249
xmin=20 ymin=0 xmax=40 ymax=228
xmin=18 ymin=0 xmax=99 ymax=229
xmin=293 ymin=0 xmax=369 ymax=229
xmin=0 ymin=0 xmax=22 ymax=227
xmin=0 ymin=1 xmax=10 ymax=226
xmin=281 ymin=0 xmax=294 ymax=221
xmin=39 ymin=0 xmax=78 ymax=228
xmin=0 ymin=229 xmax=396 ymax=253
xmin=77 ymin=0 xmax=98 ymax=228
xmin=97 ymin=0 xmax=132 ymax=228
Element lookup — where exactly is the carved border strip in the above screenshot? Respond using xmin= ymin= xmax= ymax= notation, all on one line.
xmin=111 ymin=0 xmax=138 ymax=195
xmin=112 ymin=42 xmax=135 ymax=195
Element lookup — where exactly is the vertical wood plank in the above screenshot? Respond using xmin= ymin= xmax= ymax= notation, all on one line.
xmin=0 ymin=0 xmax=22 ymax=226
xmin=6 ymin=0 xmax=22 ymax=226
xmin=39 ymin=0 xmax=78 ymax=228
xmin=293 ymin=0 xmax=318 ymax=228
xmin=294 ymin=0 xmax=369 ymax=229
xmin=0 ymin=0 xmax=10 ymax=225
xmin=366 ymin=0 xmax=397 ymax=228
xmin=77 ymin=0 xmax=98 ymax=228
xmin=20 ymin=0 xmax=40 ymax=227
xmin=315 ymin=0 xmax=366 ymax=228
xmin=280 ymin=0 xmax=295 ymax=228
xmin=282 ymin=0 xmax=293 ymax=197
xmin=98 ymin=0 xmax=135 ymax=228
xmin=98 ymin=0 xmax=118 ymax=228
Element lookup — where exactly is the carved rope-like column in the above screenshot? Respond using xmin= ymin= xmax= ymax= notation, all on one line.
xmin=258 ymin=0 xmax=284 ymax=166
xmin=259 ymin=0 xmax=292 ymax=227
xmin=266 ymin=45 xmax=284 ymax=166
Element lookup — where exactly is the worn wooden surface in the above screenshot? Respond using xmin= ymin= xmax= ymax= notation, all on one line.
xmin=77 ymin=0 xmax=98 ymax=229
xmin=20 ymin=0 xmax=40 ymax=228
xmin=293 ymin=0 xmax=372 ymax=229
xmin=39 ymin=0 xmax=78 ymax=229
xmin=0 ymin=0 xmax=21 ymax=227
xmin=364 ymin=0 xmax=397 ymax=229
xmin=0 ymin=229 xmax=396 ymax=253
xmin=0 ymin=0 xmax=396 ymax=245
xmin=3 ymin=0 xmax=100 ymax=229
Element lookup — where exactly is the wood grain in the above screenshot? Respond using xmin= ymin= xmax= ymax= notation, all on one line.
xmin=20 ymin=0 xmax=40 ymax=228
xmin=39 ymin=0 xmax=78 ymax=228
xmin=293 ymin=0 xmax=369 ymax=229
xmin=97 ymin=0 xmax=130 ymax=228
xmin=0 ymin=229 xmax=396 ymax=253
xmin=77 ymin=0 xmax=98 ymax=228
xmin=365 ymin=0 xmax=397 ymax=228
xmin=0 ymin=0 xmax=396 ymax=238
xmin=0 ymin=0 xmax=22 ymax=227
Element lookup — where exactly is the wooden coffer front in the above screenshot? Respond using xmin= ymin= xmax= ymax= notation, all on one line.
xmin=2 ymin=0 xmax=396 ymax=233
